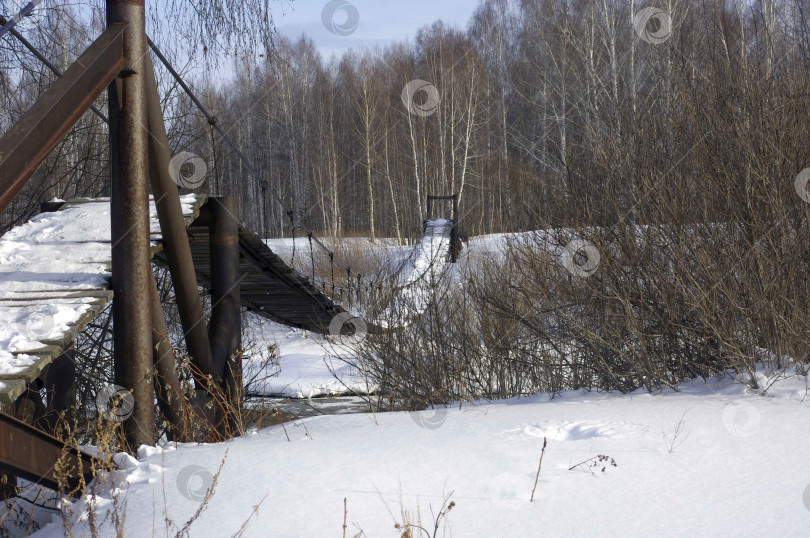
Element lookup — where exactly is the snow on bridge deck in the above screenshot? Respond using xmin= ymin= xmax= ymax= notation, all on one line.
xmin=0 ymin=194 xmax=205 ymax=404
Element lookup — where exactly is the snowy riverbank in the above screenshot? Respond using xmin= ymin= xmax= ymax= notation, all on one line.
xmin=34 ymin=367 xmax=810 ymax=537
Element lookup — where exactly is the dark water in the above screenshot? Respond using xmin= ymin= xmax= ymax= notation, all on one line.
xmin=245 ymin=395 xmax=371 ymax=421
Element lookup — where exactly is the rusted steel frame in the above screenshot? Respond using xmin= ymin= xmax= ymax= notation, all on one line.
xmin=150 ymin=275 xmax=191 ymax=442
xmin=143 ymin=56 xmax=216 ymax=387
xmin=0 ymin=22 xmax=127 ymax=215
xmin=0 ymin=411 xmax=98 ymax=494
xmin=107 ymin=0 xmax=154 ymax=450
xmin=208 ymin=197 xmax=242 ymax=435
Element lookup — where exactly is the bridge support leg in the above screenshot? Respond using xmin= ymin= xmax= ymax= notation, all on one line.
xmin=107 ymin=0 xmax=155 ymax=449
xmin=208 ymin=197 xmax=242 ymax=437
xmin=42 ymin=350 xmax=76 ymax=435
xmin=144 ymin=55 xmax=216 ymax=392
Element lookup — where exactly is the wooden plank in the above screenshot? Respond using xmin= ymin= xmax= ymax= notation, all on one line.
xmin=39 ymin=305 xmax=106 ymax=348
xmin=0 ymin=297 xmax=109 ymax=307
xmin=0 ymin=290 xmax=113 ymax=302
xmin=0 ymin=380 xmax=27 ymax=405
xmin=0 ymin=354 xmax=53 ymax=383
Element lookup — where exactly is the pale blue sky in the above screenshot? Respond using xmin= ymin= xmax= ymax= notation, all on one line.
xmin=274 ymin=0 xmax=480 ymax=59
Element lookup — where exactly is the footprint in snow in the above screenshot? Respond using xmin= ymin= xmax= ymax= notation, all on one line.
xmin=507 ymin=420 xmax=649 ymax=441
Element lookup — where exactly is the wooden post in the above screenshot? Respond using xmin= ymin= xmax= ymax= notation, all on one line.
xmin=208 ymin=197 xmax=242 ymax=436
xmin=107 ymin=0 xmax=155 ymax=449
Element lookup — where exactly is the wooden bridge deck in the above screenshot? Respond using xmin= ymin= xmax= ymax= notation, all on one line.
xmin=158 ymin=213 xmax=345 ymax=331
xmin=0 ymin=195 xmax=349 ymax=404
xmin=0 ymin=194 xmax=205 ymax=404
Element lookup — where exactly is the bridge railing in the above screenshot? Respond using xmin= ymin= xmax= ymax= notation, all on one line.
xmin=425 ymin=194 xmax=461 ymax=263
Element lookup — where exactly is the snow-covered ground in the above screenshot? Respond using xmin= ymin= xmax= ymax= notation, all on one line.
xmin=33 ymin=368 xmax=810 ymax=537
xmin=243 ymin=316 xmax=370 ymax=398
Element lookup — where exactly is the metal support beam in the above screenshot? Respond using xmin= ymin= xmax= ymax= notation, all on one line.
xmin=107 ymin=0 xmax=154 ymax=450
xmin=143 ymin=56 xmax=215 ymax=386
xmin=0 ymin=411 xmax=98 ymax=494
xmin=0 ymin=22 xmax=126 ymax=215
xmin=208 ymin=197 xmax=242 ymax=435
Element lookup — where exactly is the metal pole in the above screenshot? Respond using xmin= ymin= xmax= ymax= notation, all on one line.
xmin=208 ymin=197 xmax=241 ymax=436
xmin=143 ymin=56 xmax=215 ymax=385
xmin=107 ymin=0 xmax=154 ymax=449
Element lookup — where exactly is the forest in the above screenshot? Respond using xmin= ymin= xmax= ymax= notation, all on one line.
xmin=2 ymin=0 xmax=806 ymax=241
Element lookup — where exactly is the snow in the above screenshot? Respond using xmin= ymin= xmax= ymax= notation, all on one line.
xmin=243 ymin=316 xmax=371 ymax=398
xmin=31 ymin=368 xmax=810 ymax=537
xmin=408 ymin=219 xmax=452 ymax=281
xmin=0 ymin=300 xmax=93 ymax=374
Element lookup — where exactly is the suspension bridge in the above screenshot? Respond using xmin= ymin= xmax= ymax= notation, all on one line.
xmin=0 ymin=3 xmax=461 ymax=497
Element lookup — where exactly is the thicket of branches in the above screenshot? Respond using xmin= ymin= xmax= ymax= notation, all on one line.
xmin=343 ymin=0 xmax=810 ymax=405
